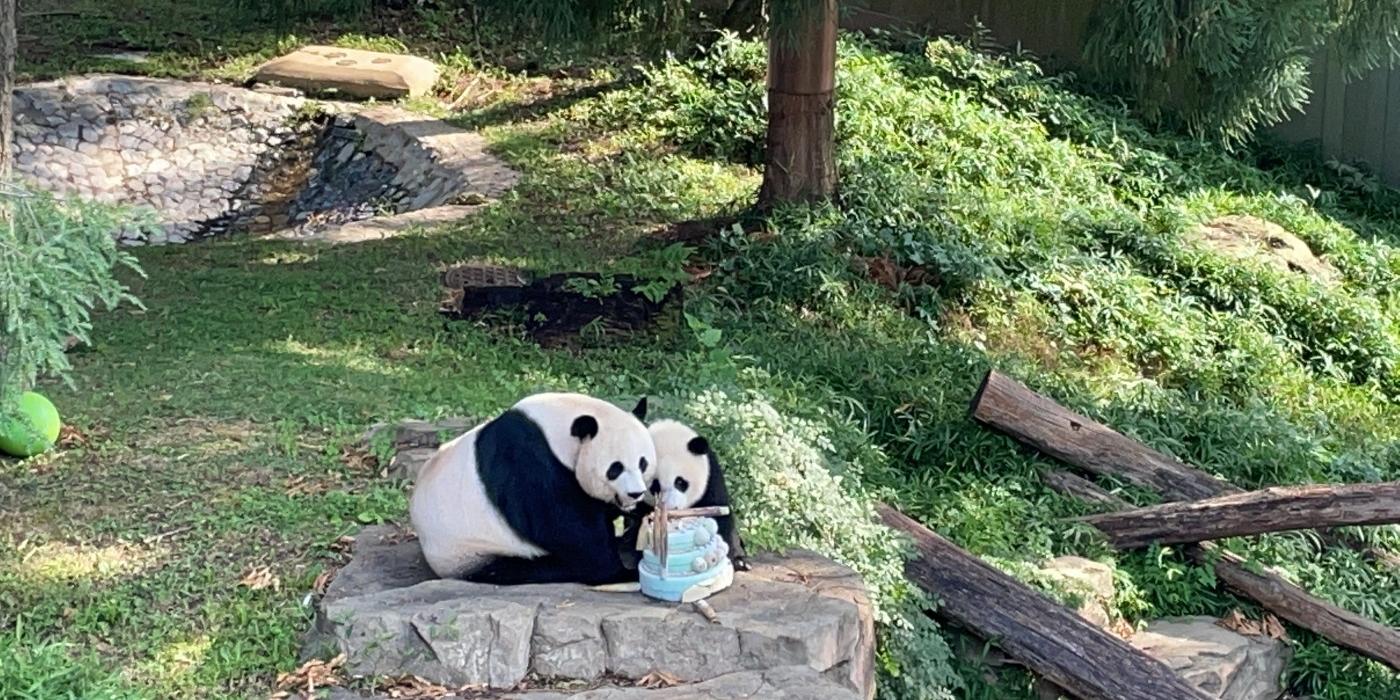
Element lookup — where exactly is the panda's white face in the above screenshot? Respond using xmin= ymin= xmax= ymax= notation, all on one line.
xmin=647 ymin=419 xmax=712 ymax=511
xmin=573 ymin=414 xmax=654 ymax=512
xmin=513 ymin=392 xmax=656 ymax=512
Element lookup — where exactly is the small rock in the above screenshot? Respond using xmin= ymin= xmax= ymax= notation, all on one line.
xmin=1038 ymin=556 xmax=1115 ymax=628
xmin=1129 ymin=616 xmax=1290 ymax=700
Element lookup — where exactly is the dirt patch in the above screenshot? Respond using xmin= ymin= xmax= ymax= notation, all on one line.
xmin=441 ymin=264 xmax=682 ymax=347
xmin=1195 ymin=215 xmax=1339 ymax=284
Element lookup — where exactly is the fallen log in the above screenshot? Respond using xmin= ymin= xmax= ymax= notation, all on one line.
xmin=975 ymin=370 xmax=1400 ymax=569
xmin=1044 ymin=470 xmax=1400 ymax=671
xmin=970 ymin=370 xmax=1237 ymax=500
xmin=876 ymin=504 xmax=1211 ymax=700
xmin=1081 ymin=482 xmax=1400 ymax=549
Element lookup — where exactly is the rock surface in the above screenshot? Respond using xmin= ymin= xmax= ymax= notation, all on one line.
xmin=14 ymin=76 xmax=517 ymax=246
xmin=304 ymin=526 xmax=873 ymax=699
xmin=1128 ymin=616 xmax=1290 ymax=700
xmin=254 ymin=46 xmax=440 ymax=99
xmin=1197 ymin=215 xmax=1338 ymax=283
xmin=321 ymin=665 xmax=856 ymax=699
xmin=1038 ymin=556 xmax=1115 ymax=628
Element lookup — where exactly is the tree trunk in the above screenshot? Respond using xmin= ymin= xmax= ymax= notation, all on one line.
xmin=876 ymin=504 xmax=1212 ymax=700
xmin=1043 ymin=470 xmax=1400 ymax=671
xmin=758 ymin=0 xmax=836 ymax=206
xmin=1081 ymin=482 xmax=1400 ymax=549
xmin=970 ymin=370 xmax=1238 ymax=500
xmin=0 ymin=0 xmax=14 ymax=177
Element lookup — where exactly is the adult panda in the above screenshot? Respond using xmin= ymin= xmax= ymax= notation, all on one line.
xmin=410 ymin=392 xmax=654 ymax=585
xmin=615 ymin=405 xmax=749 ymax=571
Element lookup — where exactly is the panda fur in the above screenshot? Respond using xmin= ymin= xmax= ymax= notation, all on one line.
xmin=614 ymin=403 xmax=749 ymax=572
xmin=410 ymin=392 xmax=654 ymax=585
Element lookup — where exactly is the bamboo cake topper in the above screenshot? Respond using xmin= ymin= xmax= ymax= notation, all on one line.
xmin=648 ymin=504 xmax=730 ymax=579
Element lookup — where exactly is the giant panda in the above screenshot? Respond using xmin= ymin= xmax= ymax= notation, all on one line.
xmin=409 ymin=392 xmax=655 ymax=585
xmin=614 ymin=405 xmax=750 ymax=572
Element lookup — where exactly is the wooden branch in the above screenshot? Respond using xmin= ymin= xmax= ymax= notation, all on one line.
xmin=979 ymin=370 xmax=1400 ymax=569
xmin=1043 ymin=471 xmax=1400 ymax=671
xmin=876 ymin=504 xmax=1211 ymax=700
xmin=971 ymin=370 xmax=1237 ymax=500
xmin=1081 ymin=482 xmax=1400 ymax=549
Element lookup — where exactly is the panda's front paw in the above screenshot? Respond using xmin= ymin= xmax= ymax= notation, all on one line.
xmin=732 ymin=556 xmax=751 ymax=572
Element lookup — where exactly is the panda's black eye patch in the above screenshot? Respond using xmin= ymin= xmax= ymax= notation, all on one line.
xmin=606 ymin=461 xmax=624 ymax=480
xmin=649 ymin=479 xmax=661 ymax=495
xmin=674 ymin=476 xmax=690 ymax=492
xmin=639 ymin=457 xmax=649 ymax=472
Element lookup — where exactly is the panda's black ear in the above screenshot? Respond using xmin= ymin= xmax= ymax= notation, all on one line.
xmin=631 ymin=396 xmax=648 ymax=420
xmin=571 ymin=415 xmax=599 ymax=441
xmin=686 ymin=436 xmax=710 ymax=455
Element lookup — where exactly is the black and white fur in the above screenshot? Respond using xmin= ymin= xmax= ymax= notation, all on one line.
xmin=615 ymin=405 xmax=749 ymax=571
xmin=409 ymin=392 xmax=654 ymax=585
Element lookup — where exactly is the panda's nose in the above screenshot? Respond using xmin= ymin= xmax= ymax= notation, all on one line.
xmin=627 ymin=490 xmax=646 ymax=501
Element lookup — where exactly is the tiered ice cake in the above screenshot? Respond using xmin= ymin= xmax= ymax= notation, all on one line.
xmin=638 ymin=517 xmax=734 ymax=602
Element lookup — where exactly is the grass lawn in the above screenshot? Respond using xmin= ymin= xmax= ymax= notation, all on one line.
xmin=5 ymin=3 xmax=1400 ymax=699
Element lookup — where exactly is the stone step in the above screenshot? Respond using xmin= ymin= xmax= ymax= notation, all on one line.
xmin=304 ymin=526 xmax=875 ymax=699
xmin=321 ymin=666 xmax=857 ymax=699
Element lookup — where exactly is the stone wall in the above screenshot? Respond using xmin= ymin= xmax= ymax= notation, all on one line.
xmin=13 ymin=75 xmax=519 ymax=246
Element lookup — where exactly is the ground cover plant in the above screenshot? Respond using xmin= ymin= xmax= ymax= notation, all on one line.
xmin=5 ymin=3 xmax=1400 ymax=699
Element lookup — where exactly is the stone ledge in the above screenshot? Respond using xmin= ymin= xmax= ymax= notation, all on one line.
xmin=322 ymin=665 xmax=856 ymax=700
xmin=304 ymin=526 xmax=874 ymax=699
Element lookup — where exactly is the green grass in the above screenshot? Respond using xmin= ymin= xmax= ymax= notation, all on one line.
xmin=7 ymin=4 xmax=1400 ymax=700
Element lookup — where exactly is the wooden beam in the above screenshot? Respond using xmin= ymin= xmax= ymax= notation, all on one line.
xmin=976 ymin=370 xmax=1400 ymax=570
xmin=1081 ymin=482 xmax=1400 ymax=549
xmin=876 ymin=504 xmax=1211 ymax=700
xmin=1043 ymin=471 xmax=1400 ymax=671
xmin=970 ymin=370 xmax=1237 ymax=500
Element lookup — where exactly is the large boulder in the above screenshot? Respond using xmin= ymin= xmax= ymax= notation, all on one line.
xmin=1196 ymin=215 xmax=1338 ymax=284
xmin=1129 ymin=616 xmax=1290 ymax=700
xmin=303 ymin=526 xmax=873 ymax=700
xmin=253 ymin=46 xmax=439 ymax=99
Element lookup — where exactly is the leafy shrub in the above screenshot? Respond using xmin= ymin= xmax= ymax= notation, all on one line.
xmin=662 ymin=388 xmax=958 ymax=699
xmin=590 ymin=32 xmax=766 ymax=165
xmin=1083 ymin=0 xmax=1400 ymax=142
xmin=0 ymin=185 xmax=143 ymax=412
xmin=588 ymin=32 xmax=1400 ymax=699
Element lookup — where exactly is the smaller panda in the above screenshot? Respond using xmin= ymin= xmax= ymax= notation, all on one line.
xmin=410 ymin=392 xmax=654 ymax=585
xmin=642 ymin=415 xmax=750 ymax=571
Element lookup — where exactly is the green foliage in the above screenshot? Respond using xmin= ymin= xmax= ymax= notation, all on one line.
xmin=599 ymin=32 xmax=1400 ymax=698
xmin=590 ymin=32 xmax=766 ymax=164
xmin=665 ymin=388 xmax=958 ymax=699
xmin=0 ymin=185 xmax=143 ymax=411
xmin=231 ymin=0 xmax=371 ymax=21
xmin=469 ymin=0 xmax=690 ymax=41
xmin=0 ymin=618 xmax=134 ymax=699
xmin=1084 ymin=0 xmax=1400 ymax=142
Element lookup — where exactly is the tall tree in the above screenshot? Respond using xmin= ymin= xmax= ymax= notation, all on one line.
xmin=759 ymin=0 xmax=837 ymax=206
xmin=0 ymin=0 xmax=13 ymax=176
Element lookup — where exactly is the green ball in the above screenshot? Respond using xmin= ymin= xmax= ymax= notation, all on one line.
xmin=0 ymin=392 xmax=61 ymax=458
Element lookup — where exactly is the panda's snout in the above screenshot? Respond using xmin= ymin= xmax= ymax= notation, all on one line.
xmin=626 ymin=490 xmax=646 ymax=500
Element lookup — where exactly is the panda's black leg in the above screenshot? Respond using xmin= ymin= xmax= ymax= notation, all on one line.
xmin=716 ymin=514 xmax=750 ymax=571
xmin=467 ymin=553 xmax=638 ymax=586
